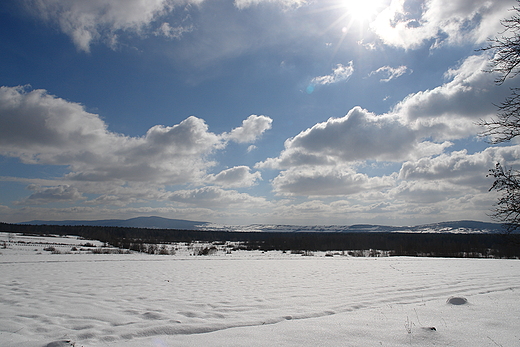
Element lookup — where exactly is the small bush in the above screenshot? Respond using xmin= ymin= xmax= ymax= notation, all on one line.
xmin=158 ymin=245 xmax=170 ymax=255
xmin=146 ymin=244 xmax=158 ymax=254
xmin=197 ymin=246 xmax=218 ymax=256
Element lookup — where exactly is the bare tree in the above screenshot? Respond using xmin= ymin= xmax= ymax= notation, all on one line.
xmin=479 ymin=1 xmax=520 ymax=143
xmin=488 ymin=163 xmax=520 ymax=233
xmin=480 ymin=1 xmax=520 ymax=233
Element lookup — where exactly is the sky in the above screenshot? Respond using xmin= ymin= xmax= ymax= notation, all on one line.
xmin=1 ymin=0 xmax=520 ymax=226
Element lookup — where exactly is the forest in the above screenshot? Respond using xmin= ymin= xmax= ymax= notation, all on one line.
xmin=1 ymin=222 xmax=519 ymax=258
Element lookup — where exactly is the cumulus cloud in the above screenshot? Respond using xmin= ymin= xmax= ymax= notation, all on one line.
xmin=399 ymin=146 xmax=520 ymax=187
xmin=271 ymin=165 xmax=395 ymax=196
xmin=0 ymin=86 xmax=269 ymax=188
xmin=255 ymin=105 xmax=451 ymax=197
xmin=256 ymin=106 xmax=449 ymax=171
xmin=84 ymin=194 xmax=141 ymax=206
xmin=392 ymin=180 xmax=470 ymax=204
xmin=206 ymin=166 xmax=262 ymax=188
xmin=257 ymin=54 xmax=517 ymax=199
xmin=371 ymin=0 xmax=516 ymax=49
xmin=168 ymin=186 xmax=269 ymax=208
xmin=393 ymin=54 xmax=513 ymax=140
xmin=15 ymin=184 xmax=85 ymax=205
xmin=369 ymin=65 xmax=410 ymax=82
xmin=0 ymin=86 xmax=112 ymax=162
xmin=379 ymin=146 xmax=520 ymax=207
xmin=225 ymin=115 xmax=273 ymax=143
xmin=22 ymin=0 xmax=200 ymax=51
xmin=311 ymin=62 xmax=354 ymax=86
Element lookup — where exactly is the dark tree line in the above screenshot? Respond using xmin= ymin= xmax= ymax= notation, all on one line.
xmin=2 ymin=222 xmax=519 ymax=258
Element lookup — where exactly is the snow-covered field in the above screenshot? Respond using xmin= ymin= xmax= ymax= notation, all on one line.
xmin=0 ymin=233 xmax=519 ymax=347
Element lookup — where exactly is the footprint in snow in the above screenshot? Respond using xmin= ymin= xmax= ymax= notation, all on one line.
xmin=44 ymin=341 xmax=75 ymax=347
xmin=447 ymin=296 xmax=468 ymax=305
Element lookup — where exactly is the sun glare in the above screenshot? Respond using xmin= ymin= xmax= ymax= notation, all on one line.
xmin=342 ymin=0 xmax=384 ymax=22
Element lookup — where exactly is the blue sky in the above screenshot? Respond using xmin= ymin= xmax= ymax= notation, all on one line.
xmin=1 ymin=0 xmax=519 ymax=226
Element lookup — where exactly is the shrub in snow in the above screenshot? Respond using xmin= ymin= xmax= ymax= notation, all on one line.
xmin=197 ymin=246 xmax=218 ymax=256
xmin=158 ymin=245 xmax=171 ymax=255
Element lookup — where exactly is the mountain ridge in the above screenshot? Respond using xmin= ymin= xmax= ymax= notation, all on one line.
xmin=21 ymin=216 xmax=209 ymax=230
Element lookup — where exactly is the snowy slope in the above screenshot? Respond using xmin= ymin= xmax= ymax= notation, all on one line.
xmin=203 ymin=220 xmax=505 ymax=233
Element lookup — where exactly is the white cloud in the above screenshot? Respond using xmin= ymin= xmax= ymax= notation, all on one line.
xmin=21 ymin=0 xmax=308 ymax=52
xmin=255 ymin=105 xmax=452 ymax=198
xmin=257 ymin=54 xmax=518 ymax=200
xmin=206 ymin=166 xmax=262 ymax=188
xmin=226 ymin=115 xmax=273 ymax=143
xmin=392 ymin=180 xmax=473 ymax=204
xmin=154 ymin=22 xmax=193 ymax=39
xmin=311 ymin=62 xmax=354 ymax=86
xmin=168 ymin=186 xmax=269 ymax=208
xmin=399 ymin=146 xmax=520 ymax=187
xmin=234 ymin=0 xmax=307 ymax=10
xmin=256 ymin=106 xmax=449 ymax=170
xmin=271 ymin=165 xmax=395 ymax=196
xmin=77 ymin=182 xmax=169 ymax=206
xmin=22 ymin=0 xmax=201 ymax=52
xmin=0 ymin=86 xmax=268 ymax=188
xmin=371 ymin=0 xmax=516 ymax=49
xmin=0 ymin=86 xmax=113 ymax=162
xmin=15 ymin=184 xmax=85 ymax=205
xmin=84 ymin=194 xmax=141 ymax=207
xmin=393 ymin=54 xmax=513 ymax=140
xmin=369 ymin=65 xmax=410 ymax=82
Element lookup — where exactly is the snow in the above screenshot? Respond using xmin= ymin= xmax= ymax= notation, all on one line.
xmin=0 ymin=233 xmax=519 ymax=347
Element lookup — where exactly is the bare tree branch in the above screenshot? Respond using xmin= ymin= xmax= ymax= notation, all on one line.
xmin=480 ymin=1 xmax=520 ymax=234
xmin=488 ymin=163 xmax=520 ymax=233
xmin=480 ymin=2 xmax=520 ymax=85
xmin=478 ymin=88 xmax=520 ymax=143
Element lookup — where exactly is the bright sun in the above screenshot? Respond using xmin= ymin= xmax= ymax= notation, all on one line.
xmin=342 ymin=0 xmax=384 ymax=22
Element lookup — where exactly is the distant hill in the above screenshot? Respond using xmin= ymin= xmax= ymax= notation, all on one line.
xmin=22 ymin=216 xmax=209 ymax=230
xmin=19 ymin=217 xmax=506 ymax=234
xmin=203 ymin=220 xmax=506 ymax=234
xmin=411 ymin=220 xmax=505 ymax=233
